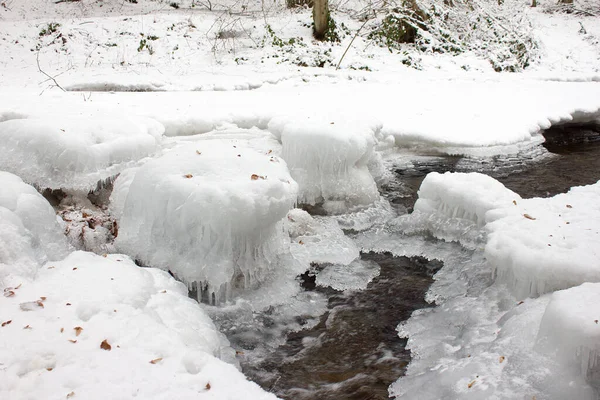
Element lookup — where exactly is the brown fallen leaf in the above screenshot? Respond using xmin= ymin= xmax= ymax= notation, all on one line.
xmin=68 ymin=340 xmax=77 ymax=344
xmin=205 ymin=383 xmax=211 ymax=390
xmin=299 ymin=240 xmax=304 ymax=245
xmin=595 ymin=320 xmax=598 ymax=324
xmin=100 ymin=339 xmax=112 ymax=351
xmin=40 ymin=296 xmax=47 ymax=301
xmin=236 ymin=350 xmax=245 ymax=356
xmin=251 ymin=174 xmax=259 ymax=180
xmin=523 ymin=214 xmax=536 ymax=220
xmin=74 ymin=327 xmax=83 ymax=336
xmin=66 ymin=303 xmax=72 ymax=306
xmin=72 ymin=267 xmax=77 ymax=271
xmin=513 ymin=200 xmax=517 ymax=205
xmin=102 ymin=254 xmax=108 ymax=258
xmin=1 ymin=320 xmax=12 ymax=327
xmin=267 ymin=150 xmax=272 ymax=154
xmin=499 ymin=356 xmax=505 ymax=363
xmin=196 ymin=150 xmax=201 ymax=155
xmin=48 ymin=266 xmax=55 ymax=269
xmin=4 ymin=290 xmax=15 ymax=297
xmin=149 ymin=358 xmax=163 ymax=364
xmin=47 ymin=367 xmax=53 ymax=371
xmin=517 ymin=301 xmax=524 ymax=305
xmin=60 ymin=328 xmax=64 ymax=333
xmin=66 ymin=392 xmax=75 ymax=398
xmin=20 ymin=301 xmax=44 ymax=311
xmin=468 ymin=380 xmax=476 ymax=389
xmin=23 ymin=325 xmax=32 ymax=329
xmin=15 ymin=283 xmax=21 ymax=289
xmin=566 ymin=204 xmax=572 ymax=208
xmin=183 ymin=174 xmax=193 ymax=179
xmin=161 ymin=290 xmax=167 ymax=293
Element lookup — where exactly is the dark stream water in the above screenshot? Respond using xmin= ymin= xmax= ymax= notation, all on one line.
xmin=234 ymin=125 xmax=600 ymax=400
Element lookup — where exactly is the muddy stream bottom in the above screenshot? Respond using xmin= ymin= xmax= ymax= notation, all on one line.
xmin=234 ymin=126 xmax=600 ymax=400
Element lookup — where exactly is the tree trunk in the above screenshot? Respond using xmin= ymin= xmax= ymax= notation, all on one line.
xmin=559 ymin=0 xmax=573 ymax=3
xmin=531 ymin=0 xmax=536 ymax=6
xmin=313 ymin=0 xmax=328 ymax=40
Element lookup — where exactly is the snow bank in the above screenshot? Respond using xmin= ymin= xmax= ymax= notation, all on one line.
xmin=268 ymin=116 xmax=381 ymax=212
xmin=0 ymin=117 xmax=164 ymax=191
xmin=486 ymin=181 xmax=600 ymax=299
xmin=537 ymin=283 xmax=600 ymax=390
xmin=393 ymin=172 xmax=520 ymax=247
xmin=0 ymin=251 xmax=276 ymax=400
xmin=0 ymin=171 xmax=70 ymax=285
xmin=116 ymin=142 xmax=298 ymax=303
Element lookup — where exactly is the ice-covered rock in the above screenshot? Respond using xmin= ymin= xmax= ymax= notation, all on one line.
xmin=0 ymin=251 xmax=277 ymax=400
xmin=116 ymin=142 xmax=298 ymax=303
xmin=393 ymin=172 xmax=520 ymax=247
xmin=0 ymin=171 xmax=70 ymax=285
xmin=315 ymin=259 xmax=380 ymax=291
xmin=268 ymin=116 xmax=381 ymax=212
xmin=537 ymin=283 xmax=600 ymax=390
xmin=0 ymin=117 xmax=164 ymax=191
xmin=486 ymin=181 xmax=600 ymax=299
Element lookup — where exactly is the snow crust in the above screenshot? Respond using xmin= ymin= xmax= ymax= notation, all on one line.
xmin=0 ymin=251 xmax=277 ymax=400
xmin=486 ymin=181 xmax=600 ymax=299
xmin=0 ymin=117 xmax=164 ymax=191
xmin=0 ymin=171 xmax=70 ymax=286
xmin=268 ymin=116 xmax=381 ymax=211
xmin=537 ymin=283 xmax=600 ymax=388
xmin=116 ymin=142 xmax=298 ymax=302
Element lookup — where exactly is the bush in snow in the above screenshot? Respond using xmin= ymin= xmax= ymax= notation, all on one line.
xmin=364 ymin=0 xmax=538 ymax=71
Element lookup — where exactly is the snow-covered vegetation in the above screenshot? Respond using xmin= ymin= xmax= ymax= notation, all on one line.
xmin=1 ymin=0 xmax=600 ymax=398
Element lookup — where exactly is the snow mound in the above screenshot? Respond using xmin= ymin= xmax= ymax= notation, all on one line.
xmin=116 ymin=143 xmax=298 ymax=303
xmin=393 ymin=172 xmax=520 ymax=247
xmin=537 ymin=283 xmax=600 ymax=391
xmin=486 ymin=181 xmax=600 ymax=299
xmin=0 ymin=171 xmax=70 ymax=285
xmin=268 ymin=116 xmax=381 ymax=212
xmin=286 ymin=209 xmax=359 ymax=266
xmin=0 ymin=117 xmax=164 ymax=191
xmin=0 ymin=251 xmax=276 ymax=400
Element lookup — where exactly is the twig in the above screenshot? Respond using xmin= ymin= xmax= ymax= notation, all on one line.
xmin=36 ymin=50 xmax=66 ymax=92
xmin=336 ymin=18 xmax=370 ymax=70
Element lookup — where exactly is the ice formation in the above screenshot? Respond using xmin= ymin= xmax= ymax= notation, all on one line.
xmin=116 ymin=142 xmax=298 ymax=303
xmin=286 ymin=208 xmax=359 ymax=266
xmin=0 ymin=251 xmax=277 ymax=400
xmin=486 ymin=181 xmax=600 ymax=299
xmin=537 ymin=282 xmax=600 ymax=390
xmin=0 ymin=117 xmax=164 ymax=191
xmin=0 ymin=171 xmax=70 ymax=285
xmin=392 ymin=172 xmax=521 ymax=247
xmin=268 ymin=116 xmax=381 ymax=212
xmin=315 ymin=259 xmax=380 ymax=291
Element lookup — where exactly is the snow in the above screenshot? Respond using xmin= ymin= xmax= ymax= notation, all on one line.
xmin=115 ymin=142 xmax=298 ymax=303
xmin=388 ymin=174 xmax=600 ymax=398
xmin=0 ymin=171 xmax=70 ymax=286
xmin=0 ymin=117 xmax=164 ymax=191
xmin=269 ymin=115 xmax=381 ymax=210
xmin=486 ymin=181 xmax=600 ymax=299
xmin=0 ymin=251 xmax=277 ymax=400
xmin=391 ymin=172 xmax=521 ymax=248
xmin=537 ymin=283 xmax=600 ymax=386
xmin=1 ymin=0 xmax=600 ymax=397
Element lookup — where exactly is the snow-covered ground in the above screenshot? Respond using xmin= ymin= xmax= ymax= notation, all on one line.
xmin=1 ymin=0 xmax=600 ymax=398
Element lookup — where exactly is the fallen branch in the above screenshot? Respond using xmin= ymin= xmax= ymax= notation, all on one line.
xmin=336 ymin=18 xmax=370 ymax=70
xmin=36 ymin=51 xmax=66 ymax=92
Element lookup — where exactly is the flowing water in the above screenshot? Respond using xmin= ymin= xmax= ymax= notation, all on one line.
xmin=218 ymin=124 xmax=600 ymax=399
